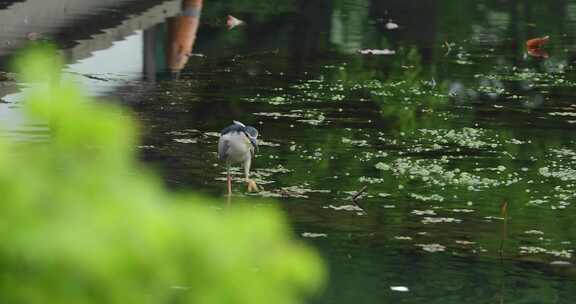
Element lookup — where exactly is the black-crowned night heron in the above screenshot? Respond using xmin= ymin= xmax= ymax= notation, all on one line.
xmin=218 ymin=121 xmax=259 ymax=195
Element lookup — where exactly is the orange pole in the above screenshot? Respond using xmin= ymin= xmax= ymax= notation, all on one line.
xmin=167 ymin=0 xmax=203 ymax=73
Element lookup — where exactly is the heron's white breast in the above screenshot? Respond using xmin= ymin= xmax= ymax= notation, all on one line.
xmin=220 ymin=132 xmax=251 ymax=163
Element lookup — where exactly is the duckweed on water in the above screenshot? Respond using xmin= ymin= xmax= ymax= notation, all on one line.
xmin=376 ymin=157 xmax=505 ymax=189
xmin=539 ymin=166 xmax=576 ymax=181
xmin=410 ymin=193 xmax=445 ymax=202
xmin=415 ymin=128 xmax=500 ymax=150
xmin=478 ymin=67 xmax=576 ymax=88
xmin=358 ymin=176 xmax=385 ymax=184
xmin=175 ymin=40 xmax=576 ymax=283
xmin=258 ymin=140 xmax=281 ymax=147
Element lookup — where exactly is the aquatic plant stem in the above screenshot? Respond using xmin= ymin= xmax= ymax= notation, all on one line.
xmin=499 ymin=201 xmax=509 ymax=260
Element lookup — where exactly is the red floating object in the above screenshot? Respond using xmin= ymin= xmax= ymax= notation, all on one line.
xmin=526 ymin=36 xmax=549 ymax=49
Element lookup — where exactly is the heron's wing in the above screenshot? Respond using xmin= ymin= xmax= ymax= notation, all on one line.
xmin=218 ymin=136 xmax=230 ymax=161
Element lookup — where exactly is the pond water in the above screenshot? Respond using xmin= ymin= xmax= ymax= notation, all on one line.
xmin=2 ymin=0 xmax=576 ymax=302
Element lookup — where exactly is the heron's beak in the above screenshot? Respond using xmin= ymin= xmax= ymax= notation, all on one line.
xmin=249 ymin=137 xmax=258 ymax=152
xmin=242 ymin=131 xmax=258 ymax=153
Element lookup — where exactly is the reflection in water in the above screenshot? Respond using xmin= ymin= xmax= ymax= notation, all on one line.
xmin=527 ymin=47 xmax=549 ymax=59
xmin=330 ymin=0 xmax=370 ymax=54
xmin=526 ymin=36 xmax=550 ymax=58
xmin=144 ymin=0 xmax=202 ymax=80
xmin=0 ymin=0 xmax=183 ymax=139
xmin=167 ymin=0 xmax=203 ymax=76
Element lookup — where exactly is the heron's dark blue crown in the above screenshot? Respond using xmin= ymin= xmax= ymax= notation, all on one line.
xmin=244 ymin=126 xmax=258 ymax=138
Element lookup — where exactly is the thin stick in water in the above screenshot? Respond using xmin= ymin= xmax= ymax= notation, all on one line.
xmin=352 ymin=185 xmax=368 ymax=201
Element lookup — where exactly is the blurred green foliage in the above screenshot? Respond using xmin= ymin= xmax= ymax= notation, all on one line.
xmin=0 ymin=46 xmax=324 ymax=304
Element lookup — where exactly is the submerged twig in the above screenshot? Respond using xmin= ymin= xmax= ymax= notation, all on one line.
xmin=337 ymin=185 xmax=369 ymax=215
xmin=65 ymin=71 xmax=110 ymax=82
xmin=82 ymin=74 xmax=110 ymax=82
xmin=352 ymin=185 xmax=368 ymax=201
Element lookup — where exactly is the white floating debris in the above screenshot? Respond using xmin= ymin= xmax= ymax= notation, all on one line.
xmin=550 ymin=261 xmax=572 ymax=266
xmin=455 ymin=240 xmax=475 ymax=245
xmin=421 ymin=217 xmax=462 ymax=224
xmin=519 ymin=246 xmax=547 ymax=254
xmin=258 ymin=140 xmax=280 ymax=147
xmin=451 ymin=209 xmax=475 ymax=213
xmin=549 ymin=112 xmax=576 ymax=117
xmin=173 ymin=138 xmax=197 ymax=144
xmin=416 ymin=243 xmax=446 ymax=253
xmin=203 ymin=132 xmax=220 ymax=137
xmin=324 ymin=204 xmax=364 ymax=212
xmin=358 ymin=49 xmax=396 ymax=55
xmin=302 ymin=232 xmax=328 ymax=238
xmin=524 ymin=230 xmax=544 ymax=235
xmin=385 ymin=21 xmax=399 ymax=30
xmin=410 ymin=193 xmax=444 ymax=202
xmin=394 ymin=236 xmax=412 ymax=241
xmin=226 ymin=15 xmax=245 ymax=30
xmin=390 ymin=286 xmax=409 ymax=292
xmin=411 ymin=209 xmax=436 ymax=216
